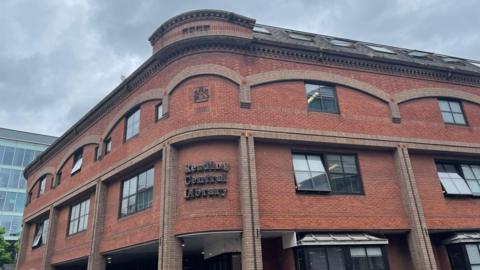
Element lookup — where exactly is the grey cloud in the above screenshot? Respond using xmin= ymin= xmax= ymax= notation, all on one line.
xmin=0 ymin=0 xmax=479 ymax=137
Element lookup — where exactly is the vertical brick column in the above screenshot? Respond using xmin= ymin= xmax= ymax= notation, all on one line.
xmin=239 ymin=135 xmax=263 ymax=270
xmin=15 ymin=222 xmax=31 ymax=270
xmin=87 ymin=180 xmax=108 ymax=270
xmin=158 ymin=144 xmax=182 ymax=269
xmin=394 ymin=145 xmax=437 ymax=270
xmin=43 ymin=206 xmax=59 ymax=270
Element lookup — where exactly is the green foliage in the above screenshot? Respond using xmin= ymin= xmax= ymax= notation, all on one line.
xmin=0 ymin=227 xmax=13 ymax=267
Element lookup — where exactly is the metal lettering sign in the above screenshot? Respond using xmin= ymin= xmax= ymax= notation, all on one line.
xmin=193 ymin=87 xmax=209 ymax=103
xmin=184 ymin=161 xmax=229 ymax=200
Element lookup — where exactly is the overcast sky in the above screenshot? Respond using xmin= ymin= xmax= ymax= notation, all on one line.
xmin=1 ymin=0 xmax=479 ymax=137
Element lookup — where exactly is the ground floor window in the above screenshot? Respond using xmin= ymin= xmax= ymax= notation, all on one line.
xmin=295 ymin=246 xmax=388 ymax=270
xmin=448 ymin=243 xmax=480 ymax=270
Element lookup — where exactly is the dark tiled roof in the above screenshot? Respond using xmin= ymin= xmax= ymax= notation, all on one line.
xmin=252 ymin=24 xmax=480 ymax=75
xmin=0 ymin=127 xmax=57 ymax=146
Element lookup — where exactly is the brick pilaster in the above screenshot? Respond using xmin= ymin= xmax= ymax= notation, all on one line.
xmin=394 ymin=145 xmax=437 ymax=270
xmin=15 ymin=222 xmax=31 ymax=270
xmin=87 ymin=180 xmax=108 ymax=270
xmin=239 ymin=135 xmax=263 ymax=270
xmin=158 ymin=144 xmax=182 ymax=269
xmin=43 ymin=206 xmax=59 ymax=270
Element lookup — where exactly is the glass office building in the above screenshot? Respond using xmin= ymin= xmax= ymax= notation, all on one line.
xmin=0 ymin=127 xmax=56 ymax=241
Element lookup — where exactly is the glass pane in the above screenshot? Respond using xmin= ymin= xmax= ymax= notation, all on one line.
xmin=3 ymin=147 xmax=14 ymax=166
xmin=327 ymin=247 xmax=347 ymax=270
xmin=129 ymin=177 xmax=137 ymax=196
xmin=138 ymin=172 xmax=147 ymax=190
xmin=305 ymin=84 xmax=320 ymax=95
xmin=449 ymin=101 xmax=462 ymax=113
xmin=5 ymin=192 xmax=16 ymax=211
xmin=295 ymin=172 xmax=313 ymax=190
xmin=15 ymin=193 xmax=25 ymax=212
xmin=467 ymin=244 xmax=480 ymax=264
xmin=322 ymin=98 xmax=338 ymax=113
xmin=121 ymin=199 xmax=128 ymax=216
xmin=438 ymin=100 xmax=450 ymax=111
xmin=366 ymin=247 xmax=382 ymax=256
xmin=157 ymin=104 xmax=163 ymax=119
xmin=326 ymin=155 xmax=343 ymax=173
xmin=351 ymin=247 xmax=366 ymax=257
xmin=472 ymin=165 xmax=480 ymax=179
xmin=0 ymin=192 xmax=5 ymax=211
xmin=128 ymin=196 xmax=136 ymax=213
xmin=453 ymin=113 xmax=466 ymax=124
xmin=0 ymin=169 xmax=9 ymax=188
xmin=462 ymin=165 xmax=475 ymax=179
xmin=307 ymin=155 xmax=326 ymax=172
xmin=42 ymin=219 xmax=49 ymax=244
xmin=342 ymin=156 xmax=357 ymax=174
xmin=441 ymin=112 xmax=454 ymax=123
xmin=146 ymin=168 xmax=154 ymax=187
xmin=85 ymin=200 xmax=90 ymax=215
xmin=12 ymin=148 xmax=25 ymax=167
xmin=452 ymin=177 xmax=473 ymax=194
xmin=122 ymin=180 xmax=130 ymax=198
xmin=23 ymin=150 xmax=34 ymax=166
xmin=292 ymin=155 xmax=309 ymax=171
xmin=467 ymin=180 xmax=480 ymax=194
xmin=311 ymin=172 xmax=330 ymax=191
xmin=307 ymin=248 xmax=328 ymax=270
xmin=471 ymin=266 xmax=480 ymax=270
xmin=0 ymin=146 xmax=4 ymax=164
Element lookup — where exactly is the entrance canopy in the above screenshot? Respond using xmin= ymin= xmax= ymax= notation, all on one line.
xmin=443 ymin=232 xmax=480 ymax=245
xmin=282 ymin=232 xmax=388 ymax=248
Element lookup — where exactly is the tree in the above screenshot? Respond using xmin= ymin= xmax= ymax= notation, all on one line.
xmin=0 ymin=227 xmax=13 ymax=267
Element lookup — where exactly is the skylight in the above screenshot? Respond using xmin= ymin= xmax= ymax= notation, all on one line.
xmin=329 ymin=39 xmax=354 ymax=47
xmin=442 ymin=57 xmax=464 ymax=64
xmin=253 ymin=25 xmax=271 ymax=34
xmin=469 ymin=61 xmax=480 ymax=68
xmin=408 ymin=50 xmax=430 ymax=58
xmin=365 ymin=44 xmax=396 ymax=54
xmin=287 ymin=31 xmax=313 ymax=42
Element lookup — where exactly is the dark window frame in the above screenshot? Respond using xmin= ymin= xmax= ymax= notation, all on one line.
xmin=71 ymin=148 xmax=83 ymax=175
xmin=305 ymin=82 xmax=341 ymax=114
xmin=155 ymin=102 xmax=165 ymax=121
xmin=118 ymin=167 xmax=154 ymax=218
xmin=447 ymin=243 xmax=480 ymax=270
xmin=292 ymin=152 xmax=364 ymax=195
xmin=31 ymin=218 xmax=49 ymax=249
xmin=294 ymin=245 xmax=390 ymax=270
xmin=438 ymin=98 xmax=468 ymax=126
xmin=124 ymin=107 xmax=141 ymax=142
xmin=37 ymin=176 xmax=47 ymax=198
xmin=67 ymin=198 xmax=90 ymax=236
xmin=435 ymin=160 xmax=480 ymax=198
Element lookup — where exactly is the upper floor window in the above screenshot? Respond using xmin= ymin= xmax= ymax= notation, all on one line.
xmin=68 ymin=199 xmax=90 ymax=235
xmin=120 ymin=168 xmax=154 ymax=217
xmin=438 ymin=99 xmax=467 ymax=125
xmin=295 ymin=245 xmax=388 ymax=270
xmin=52 ymin=172 xmax=61 ymax=188
xmin=104 ymin=138 xmax=112 ymax=155
xmin=32 ymin=218 xmax=49 ymax=248
xmin=71 ymin=149 xmax=83 ymax=175
xmin=37 ymin=176 xmax=46 ymax=197
xmin=448 ymin=243 xmax=480 ymax=270
xmin=125 ymin=109 xmax=140 ymax=140
xmin=292 ymin=153 xmax=362 ymax=194
xmin=305 ymin=83 xmax=339 ymax=114
xmin=436 ymin=162 xmax=480 ymax=196
xmin=156 ymin=103 xmax=164 ymax=121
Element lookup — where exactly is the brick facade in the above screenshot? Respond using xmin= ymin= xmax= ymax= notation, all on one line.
xmin=18 ymin=10 xmax=480 ymax=270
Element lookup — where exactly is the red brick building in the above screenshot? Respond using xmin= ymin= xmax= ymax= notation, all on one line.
xmin=17 ymin=10 xmax=480 ymax=270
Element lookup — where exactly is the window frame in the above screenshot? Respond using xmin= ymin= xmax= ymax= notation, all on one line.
xmin=124 ymin=107 xmax=141 ymax=141
xmin=52 ymin=171 xmax=61 ymax=189
xmin=447 ymin=243 xmax=480 ymax=270
xmin=67 ymin=198 xmax=90 ymax=236
xmin=294 ymin=245 xmax=390 ymax=270
xmin=438 ymin=98 xmax=468 ymax=126
xmin=436 ymin=160 xmax=480 ymax=198
xmin=104 ymin=138 xmax=112 ymax=155
xmin=305 ymin=82 xmax=341 ymax=114
xmin=155 ymin=102 xmax=165 ymax=121
xmin=37 ymin=176 xmax=46 ymax=197
xmin=71 ymin=148 xmax=83 ymax=175
xmin=292 ymin=152 xmax=364 ymax=195
xmin=118 ymin=167 xmax=154 ymax=218
xmin=31 ymin=218 xmax=49 ymax=249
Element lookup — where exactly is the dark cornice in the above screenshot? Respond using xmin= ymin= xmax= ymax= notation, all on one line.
xmin=24 ymin=30 xmax=480 ymax=178
xmin=148 ymin=9 xmax=255 ymax=45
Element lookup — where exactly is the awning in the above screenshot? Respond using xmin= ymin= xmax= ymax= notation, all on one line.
xmin=298 ymin=233 xmax=388 ymax=246
xmin=443 ymin=232 xmax=480 ymax=245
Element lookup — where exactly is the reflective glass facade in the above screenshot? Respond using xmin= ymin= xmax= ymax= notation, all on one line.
xmin=0 ymin=128 xmax=55 ymax=241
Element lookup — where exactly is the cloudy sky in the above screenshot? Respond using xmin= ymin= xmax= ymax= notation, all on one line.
xmin=1 ymin=0 xmax=479 ymax=137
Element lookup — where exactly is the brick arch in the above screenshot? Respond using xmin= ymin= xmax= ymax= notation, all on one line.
xmin=164 ymin=64 xmax=245 ymax=114
xmin=27 ymin=167 xmax=55 ymax=193
xmin=244 ymin=69 xmax=395 ymax=119
xmin=392 ymin=88 xmax=480 ymax=120
xmin=100 ymin=88 xmax=164 ymax=151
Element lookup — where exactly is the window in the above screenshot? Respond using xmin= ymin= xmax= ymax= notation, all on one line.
xmin=448 ymin=243 xmax=480 ymax=270
xmin=104 ymin=138 xmax=112 ymax=155
xmin=32 ymin=219 xmax=49 ymax=248
xmin=38 ymin=176 xmax=46 ymax=197
xmin=156 ymin=103 xmax=164 ymax=121
xmin=287 ymin=31 xmax=314 ymax=41
xmin=293 ymin=153 xmax=362 ymax=194
xmin=438 ymin=99 xmax=467 ymax=125
xmin=295 ymin=246 xmax=388 ymax=270
xmin=305 ymin=83 xmax=339 ymax=114
xmin=408 ymin=50 xmax=430 ymax=58
xmin=365 ymin=44 xmax=396 ymax=54
xmin=330 ymin=39 xmax=355 ymax=47
xmin=436 ymin=162 xmax=480 ymax=196
xmin=68 ymin=199 xmax=90 ymax=235
xmin=52 ymin=172 xmax=61 ymax=189
xmin=125 ymin=109 xmax=140 ymax=140
xmin=120 ymin=168 xmax=154 ymax=217
xmin=253 ymin=25 xmax=271 ymax=34
xmin=71 ymin=149 xmax=83 ymax=175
